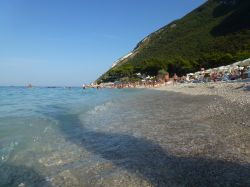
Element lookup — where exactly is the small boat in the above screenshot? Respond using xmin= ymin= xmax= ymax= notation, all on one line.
xmin=27 ymin=84 xmax=32 ymax=88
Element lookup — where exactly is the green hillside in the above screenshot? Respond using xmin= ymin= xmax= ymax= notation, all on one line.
xmin=97 ymin=0 xmax=250 ymax=83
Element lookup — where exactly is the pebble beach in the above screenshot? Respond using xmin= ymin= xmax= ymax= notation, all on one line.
xmin=156 ymin=81 xmax=250 ymax=104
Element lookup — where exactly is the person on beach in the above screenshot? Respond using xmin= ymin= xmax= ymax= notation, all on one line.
xmin=173 ymin=73 xmax=178 ymax=85
xmin=211 ymin=72 xmax=217 ymax=82
xmin=164 ymin=73 xmax=170 ymax=85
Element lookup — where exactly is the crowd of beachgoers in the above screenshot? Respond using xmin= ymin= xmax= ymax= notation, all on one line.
xmin=94 ymin=58 xmax=250 ymax=89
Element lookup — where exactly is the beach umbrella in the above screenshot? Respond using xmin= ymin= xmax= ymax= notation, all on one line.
xmin=219 ymin=66 xmax=226 ymax=70
xmin=233 ymin=61 xmax=241 ymax=66
xmin=136 ymin=73 xmax=142 ymax=77
xmin=205 ymin=69 xmax=212 ymax=73
xmin=240 ymin=59 xmax=250 ymax=66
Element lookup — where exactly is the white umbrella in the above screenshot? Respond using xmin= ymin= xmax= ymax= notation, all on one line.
xmin=240 ymin=59 xmax=250 ymax=66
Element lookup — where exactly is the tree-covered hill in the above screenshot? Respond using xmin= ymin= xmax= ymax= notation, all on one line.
xmin=97 ymin=0 xmax=250 ymax=83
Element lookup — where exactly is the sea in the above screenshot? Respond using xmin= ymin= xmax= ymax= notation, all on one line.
xmin=0 ymin=86 xmax=166 ymax=187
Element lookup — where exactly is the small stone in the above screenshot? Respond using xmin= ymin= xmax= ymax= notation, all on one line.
xmin=18 ymin=183 xmax=25 ymax=187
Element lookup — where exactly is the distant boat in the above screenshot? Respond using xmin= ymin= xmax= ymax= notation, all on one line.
xmin=27 ymin=84 xmax=32 ymax=88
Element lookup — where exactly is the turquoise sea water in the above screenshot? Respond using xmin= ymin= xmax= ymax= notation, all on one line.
xmin=0 ymin=87 xmax=152 ymax=186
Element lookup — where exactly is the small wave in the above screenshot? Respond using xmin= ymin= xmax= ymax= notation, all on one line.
xmin=87 ymin=102 xmax=113 ymax=115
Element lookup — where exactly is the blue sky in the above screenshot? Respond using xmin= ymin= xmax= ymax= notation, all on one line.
xmin=0 ymin=0 xmax=206 ymax=86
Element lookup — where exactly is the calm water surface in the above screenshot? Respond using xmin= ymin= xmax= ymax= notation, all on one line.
xmin=0 ymin=87 xmax=158 ymax=186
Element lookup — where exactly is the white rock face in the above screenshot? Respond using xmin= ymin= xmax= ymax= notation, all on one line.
xmin=111 ymin=35 xmax=152 ymax=68
xmin=111 ymin=52 xmax=134 ymax=68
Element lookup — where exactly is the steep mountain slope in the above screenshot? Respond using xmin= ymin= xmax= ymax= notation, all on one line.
xmin=97 ymin=0 xmax=250 ymax=83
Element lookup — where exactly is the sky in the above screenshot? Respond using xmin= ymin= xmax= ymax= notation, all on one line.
xmin=0 ymin=0 xmax=206 ymax=86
